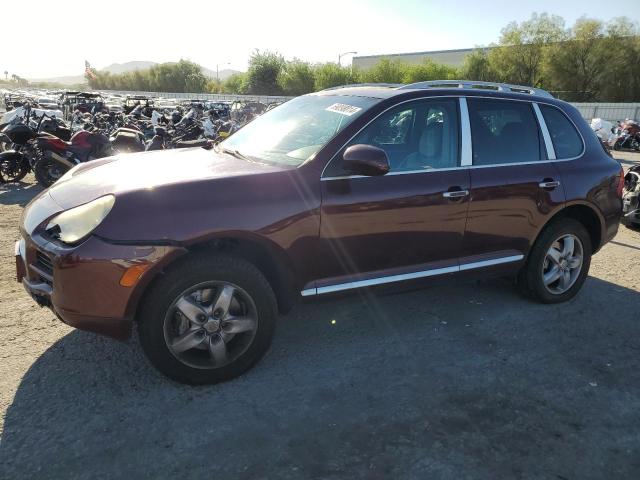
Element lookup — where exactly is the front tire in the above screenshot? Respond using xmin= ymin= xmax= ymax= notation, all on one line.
xmin=0 ymin=156 xmax=29 ymax=183
xmin=34 ymin=157 xmax=67 ymax=188
xmin=518 ymin=218 xmax=592 ymax=303
xmin=138 ymin=254 xmax=278 ymax=385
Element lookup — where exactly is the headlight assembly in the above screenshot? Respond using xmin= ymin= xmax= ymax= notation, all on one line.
xmin=46 ymin=195 xmax=115 ymax=244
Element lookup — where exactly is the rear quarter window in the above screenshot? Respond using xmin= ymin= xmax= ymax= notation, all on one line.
xmin=539 ymin=104 xmax=583 ymax=158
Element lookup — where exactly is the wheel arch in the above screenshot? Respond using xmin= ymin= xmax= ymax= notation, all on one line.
xmin=132 ymin=232 xmax=299 ymax=321
xmin=536 ymin=202 xmax=605 ymax=253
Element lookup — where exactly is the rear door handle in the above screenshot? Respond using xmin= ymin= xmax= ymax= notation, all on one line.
xmin=443 ymin=189 xmax=469 ymax=198
xmin=539 ymin=180 xmax=561 ymax=189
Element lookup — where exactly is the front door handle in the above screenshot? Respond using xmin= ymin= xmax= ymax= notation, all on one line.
xmin=539 ymin=180 xmax=561 ymax=189
xmin=443 ymin=189 xmax=469 ymax=199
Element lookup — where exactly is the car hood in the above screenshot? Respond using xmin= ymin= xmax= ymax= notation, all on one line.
xmin=48 ymin=147 xmax=286 ymax=209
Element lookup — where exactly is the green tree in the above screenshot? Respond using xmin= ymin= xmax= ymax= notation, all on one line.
xmin=88 ymin=60 xmax=208 ymax=93
xmin=222 ymin=73 xmax=247 ymax=94
xmin=360 ymin=58 xmax=405 ymax=83
xmin=460 ymin=49 xmax=497 ymax=81
xmin=403 ymin=59 xmax=459 ymax=83
xmin=279 ymin=59 xmax=315 ymax=95
xmin=488 ymin=12 xmax=565 ymax=86
xmin=546 ymin=18 xmax=607 ymax=101
xmin=599 ymin=17 xmax=640 ymax=101
xmin=245 ymin=50 xmax=285 ymax=95
xmin=313 ymin=63 xmax=356 ymax=90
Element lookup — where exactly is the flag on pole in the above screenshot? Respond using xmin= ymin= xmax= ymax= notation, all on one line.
xmin=85 ymin=60 xmax=96 ymax=80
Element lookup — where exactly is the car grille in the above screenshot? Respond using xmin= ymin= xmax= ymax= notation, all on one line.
xmin=35 ymin=251 xmax=54 ymax=283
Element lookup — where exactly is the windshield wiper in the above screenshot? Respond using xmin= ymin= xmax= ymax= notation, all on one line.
xmin=221 ymin=147 xmax=251 ymax=162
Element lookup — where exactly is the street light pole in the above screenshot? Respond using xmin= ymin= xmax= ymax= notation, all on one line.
xmin=338 ymin=51 xmax=358 ymax=66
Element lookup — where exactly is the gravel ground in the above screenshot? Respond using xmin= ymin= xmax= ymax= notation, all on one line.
xmin=1 ymin=152 xmax=639 ymax=480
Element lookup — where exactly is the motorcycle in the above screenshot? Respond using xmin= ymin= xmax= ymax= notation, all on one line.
xmin=622 ymin=165 xmax=640 ymax=229
xmin=613 ymin=120 xmax=640 ymax=151
xmin=590 ymin=118 xmax=615 ymax=151
xmin=0 ymin=111 xmax=71 ymax=183
xmin=34 ymin=127 xmax=146 ymax=187
xmin=145 ymin=126 xmax=213 ymax=151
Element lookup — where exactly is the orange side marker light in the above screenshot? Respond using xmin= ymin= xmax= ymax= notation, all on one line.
xmin=119 ymin=263 xmax=151 ymax=287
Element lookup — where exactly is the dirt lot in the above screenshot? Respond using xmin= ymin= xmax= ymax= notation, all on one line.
xmin=1 ymin=153 xmax=639 ymax=480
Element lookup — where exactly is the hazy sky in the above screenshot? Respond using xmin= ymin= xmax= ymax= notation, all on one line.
xmin=4 ymin=0 xmax=637 ymax=79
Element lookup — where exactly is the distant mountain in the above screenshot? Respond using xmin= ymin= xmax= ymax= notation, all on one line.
xmin=29 ymin=61 xmax=242 ymax=86
xmin=101 ymin=61 xmax=157 ymax=75
xmin=29 ymin=74 xmax=86 ymax=86
xmin=202 ymin=68 xmax=242 ymax=81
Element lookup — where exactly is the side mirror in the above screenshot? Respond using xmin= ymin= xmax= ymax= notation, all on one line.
xmin=342 ymin=144 xmax=390 ymax=177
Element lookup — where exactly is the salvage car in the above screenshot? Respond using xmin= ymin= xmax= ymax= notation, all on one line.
xmin=622 ymin=165 xmax=640 ymax=227
xmin=15 ymin=81 xmax=624 ymax=384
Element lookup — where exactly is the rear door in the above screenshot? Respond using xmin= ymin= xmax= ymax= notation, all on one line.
xmin=461 ymin=97 xmax=565 ymax=268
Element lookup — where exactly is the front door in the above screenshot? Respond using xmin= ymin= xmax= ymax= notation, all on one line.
xmin=316 ymin=98 xmax=470 ymax=292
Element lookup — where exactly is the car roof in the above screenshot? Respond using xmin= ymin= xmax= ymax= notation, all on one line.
xmin=313 ymin=86 xmax=402 ymax=99
xmin=312 ymin=81 xmax=558 ymax=103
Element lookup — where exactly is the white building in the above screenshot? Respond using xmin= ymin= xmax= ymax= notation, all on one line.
xmin=352 ymin=47 xmax=490 ymax=70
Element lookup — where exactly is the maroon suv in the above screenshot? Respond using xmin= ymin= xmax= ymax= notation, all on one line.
xmin=15 ymin=81 xmax=624 ymax=384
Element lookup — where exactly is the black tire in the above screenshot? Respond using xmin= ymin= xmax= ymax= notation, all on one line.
xmin=34 ymin=157 xmax=68 ymax=188
xmin=518 ymin=218 xmax=592 ymax=304
xmin=138 ymin=254 xmax=278 ymax=385
xmin=0 ymin=157 xmax=29 ymax=183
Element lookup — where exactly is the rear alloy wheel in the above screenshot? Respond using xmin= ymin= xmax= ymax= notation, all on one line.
xmin=518 ymin=218 xmax=592 ymax=303
xmin=138 ymin=255 xmax=277 ymax=385
xmin=541 ymin=234 xmax=583 ymax=295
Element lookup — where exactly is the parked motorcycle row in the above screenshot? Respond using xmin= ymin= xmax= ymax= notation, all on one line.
xmin=590 ymin=118 xmax=640 ymax=152
xmin=0 ymin=89 xmax=279 ymax=187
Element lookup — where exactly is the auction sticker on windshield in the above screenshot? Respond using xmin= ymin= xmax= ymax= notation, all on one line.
xmin=325 ymin=103 xmax=362 ymax=116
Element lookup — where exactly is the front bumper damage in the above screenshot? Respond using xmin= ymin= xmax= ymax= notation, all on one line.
xmin=15 ymin=233 xmax=185 ymax=340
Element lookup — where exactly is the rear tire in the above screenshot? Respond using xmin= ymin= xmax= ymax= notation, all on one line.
xmin=518 ymin=218 xmax=592 ymax=303
xmin=138 ymin=254 xmax=278 ymax=385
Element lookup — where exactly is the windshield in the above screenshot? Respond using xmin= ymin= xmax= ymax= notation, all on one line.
xmin=220 ymin=94 xmax=378 ymax=166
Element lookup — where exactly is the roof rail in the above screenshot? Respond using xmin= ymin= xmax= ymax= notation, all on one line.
xmin=321 ymin=83 xmax=403 ymax=91
xmin=398 ymin=80 xmax=554 ymax=98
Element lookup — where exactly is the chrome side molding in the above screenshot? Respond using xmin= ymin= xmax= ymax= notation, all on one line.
xmin=301 ymin=254 xmax=524 ymax=296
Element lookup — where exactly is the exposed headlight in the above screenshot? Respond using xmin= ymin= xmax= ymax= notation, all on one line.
xmin=46 ymin=195 xmax=115 ymax=243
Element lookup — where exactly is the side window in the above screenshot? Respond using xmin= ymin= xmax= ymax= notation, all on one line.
xmin=468 ymin=98 xmax=543 ymax=165
xmin=324 ymin=98 xmax=460 ymax=176
xmin=368 ymin=108 xmax=414 ymax=145
xmin=539 ymin=104 xmax=583 ymax=158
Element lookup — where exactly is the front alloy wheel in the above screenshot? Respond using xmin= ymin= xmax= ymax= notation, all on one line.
xmin=138 ymin=254 xmax=277 ymax=385
xmin=164 ymin=282 xmax=258 ymax=369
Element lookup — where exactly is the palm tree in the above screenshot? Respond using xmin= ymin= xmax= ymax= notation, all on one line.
xmin=3 ymin=71 xmax=7 ymax=81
